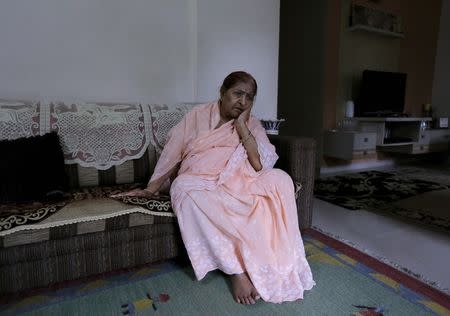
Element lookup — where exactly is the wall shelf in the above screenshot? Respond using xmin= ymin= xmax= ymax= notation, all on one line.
xmin=349 ymin=24 xmax=405 ymax=38
xmin=349 ymin=3 xmax=404 ymax=39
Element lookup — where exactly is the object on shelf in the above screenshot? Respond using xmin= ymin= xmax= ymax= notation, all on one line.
xmin=337 ymin=118 xmax=358 ymax=131
xmin=422 ymin=103 xmax=433 ymax=117
xmin=350 ymin=3 xmax=404 ymax=37
xmin=345 ymin=100 xmax=355 ymax=118
xmin=420 ymin=120 xmax=430 ymax=130
xmin=260 ymin=119 xmax=285 ymax=135
xmin=434 ymin=117 xmax=448 ymax=129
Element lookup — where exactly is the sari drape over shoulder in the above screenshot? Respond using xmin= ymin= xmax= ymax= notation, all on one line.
xmin=149 ymin=102 xmax=315 ymax=303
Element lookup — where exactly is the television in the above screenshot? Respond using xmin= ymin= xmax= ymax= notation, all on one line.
xmin=355 ymin=70 xmax=407 ymax=117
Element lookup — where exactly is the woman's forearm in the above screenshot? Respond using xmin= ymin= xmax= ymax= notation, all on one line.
xmin=146 ymin=164 xmax=179 ymax=193
xmin=235 ymin=124 xmax=262 ymax=172
xmin=242 ymin=133 xmax=263 ymax=172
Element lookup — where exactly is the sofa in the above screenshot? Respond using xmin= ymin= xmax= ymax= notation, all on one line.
xmin=0 ymin=100 xmax=316 ymax=295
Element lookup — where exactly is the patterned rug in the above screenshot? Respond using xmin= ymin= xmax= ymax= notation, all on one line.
xmin=1 ymin=229 xmax=449 ymax=316
xmin=314 ymin=171 xmax=450 ymax=233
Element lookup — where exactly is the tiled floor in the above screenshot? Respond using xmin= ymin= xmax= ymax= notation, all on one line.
xmin=312 ymin=163 xmax=450 ymax=293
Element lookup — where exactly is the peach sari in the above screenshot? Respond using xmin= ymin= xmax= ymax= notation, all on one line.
xmin=149 ymin=102 xmax=315 ymax=303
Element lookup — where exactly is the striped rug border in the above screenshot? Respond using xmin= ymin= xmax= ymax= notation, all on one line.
xmin=303 ymin=228 xmax=450 ymax=310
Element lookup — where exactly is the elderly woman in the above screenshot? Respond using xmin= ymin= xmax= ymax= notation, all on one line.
xmin=120 ymin=71 xmax=315 ymax=304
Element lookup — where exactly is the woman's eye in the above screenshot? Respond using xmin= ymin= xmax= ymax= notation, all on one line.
xmin=232 ymin=90 xmax=253 ymax=101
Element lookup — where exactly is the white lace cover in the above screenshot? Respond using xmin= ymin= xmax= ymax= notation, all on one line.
xmin=0 ymin=100 xmax=41 ymax=139
xmin=0 ymin=100 xmax=152 ymax=170
xmin=149 ymin=103 xmax=199 ymax=152
xmin=50 ymin=102 xmax=152 ymax=170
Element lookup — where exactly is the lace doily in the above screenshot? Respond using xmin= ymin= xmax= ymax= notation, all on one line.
xmin=0 ymin=100 xmax=152 ymax=170
xmin=0 ymin=100 xmax=41 ymax=140
xmin=149 ymin=103 xmax=199 ymax=152
xmin=50 ymin=102 xmax=152 ymax=170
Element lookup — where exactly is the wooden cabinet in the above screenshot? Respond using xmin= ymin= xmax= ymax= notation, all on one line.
xmin=323 ymin=130 xmax=377 ymax=160
xmin=426 ymin=129 xmax=450 ymax=152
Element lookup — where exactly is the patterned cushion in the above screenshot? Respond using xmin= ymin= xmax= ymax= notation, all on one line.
xmin=0 ymin=199 xmax=68 ymax=233
xmin=0 ymin=184 xmax=176 ymax=240
xmin=112 ymin=195 xmax=172 ymax=214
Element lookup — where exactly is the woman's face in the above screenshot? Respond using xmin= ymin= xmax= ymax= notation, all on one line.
xmin=220 ymin=81 xmax=255 ymax=120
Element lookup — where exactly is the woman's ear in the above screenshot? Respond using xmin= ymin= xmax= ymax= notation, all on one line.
xmin=219 ymin=86 xmax=225 ymax=99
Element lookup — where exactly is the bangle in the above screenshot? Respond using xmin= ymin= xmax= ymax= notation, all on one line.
xmin=240 ymin=130 xmax=252 ymax=144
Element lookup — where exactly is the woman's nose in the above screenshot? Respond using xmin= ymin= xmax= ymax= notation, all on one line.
xmin=239 ymin=95 xmax=247 ymax=105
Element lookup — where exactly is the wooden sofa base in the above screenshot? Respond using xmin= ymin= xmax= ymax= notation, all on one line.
xmin=0 ymin=223 xmax=183 ymax=295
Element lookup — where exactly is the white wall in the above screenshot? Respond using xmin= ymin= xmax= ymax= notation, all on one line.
xmin=0 ymin=0 xmax=280 ymax=118
xmin=196 ymin=0 xmax=280 ymax=119
xmin=432 ymin=0 xmax=450 ymax=118
xmin=0 ymin=0 xmax=194 ymax=105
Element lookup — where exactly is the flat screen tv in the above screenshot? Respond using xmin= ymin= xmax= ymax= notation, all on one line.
xmin=355 ymin=70 xmax=407 ymax=117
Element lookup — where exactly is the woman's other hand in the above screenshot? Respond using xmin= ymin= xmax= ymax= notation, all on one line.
xmin=110 ymin=188 xmax=157 ymax=199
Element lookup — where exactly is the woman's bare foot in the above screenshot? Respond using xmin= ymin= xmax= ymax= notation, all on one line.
xmin=230 ymin=273 xmax=261 ymax=305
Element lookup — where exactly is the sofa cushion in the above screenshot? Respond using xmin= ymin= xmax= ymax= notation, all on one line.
xmin=0 ymin=132 xmax=67 ymax=204
xmin=64 ymin=146 xmax=158 ymax=189
xmin=0 ymin=184 xmax=175 ymax=237
xmin=0 ymin=205 xmax=176 ymax=248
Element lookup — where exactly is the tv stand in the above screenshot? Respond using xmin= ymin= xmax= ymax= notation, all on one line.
xmin=356 ymin=117 xmax=432 ymax=154
xmin=363 ymin=112 xmax=407 ymax=118
xmin=323 ymin=117 xmax=450 ymax=160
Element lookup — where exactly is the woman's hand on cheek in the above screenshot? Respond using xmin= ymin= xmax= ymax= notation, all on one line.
xmin=235 ymin=107 xmax=252 ymax=128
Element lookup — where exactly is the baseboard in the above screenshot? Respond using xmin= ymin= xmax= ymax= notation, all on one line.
xmin=320 ymin=159 xmax=396 ymax=175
